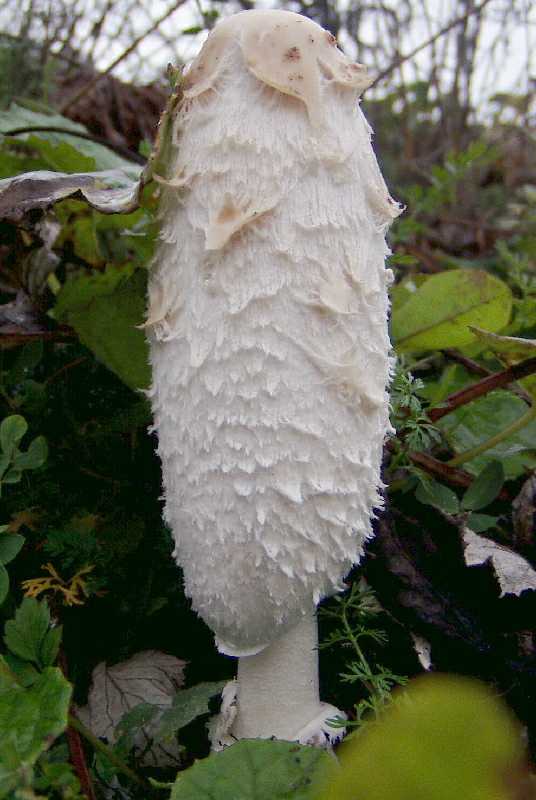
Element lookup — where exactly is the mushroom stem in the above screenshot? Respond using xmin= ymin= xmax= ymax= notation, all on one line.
xmin=214 ymin=609 xmax=345 ymax=746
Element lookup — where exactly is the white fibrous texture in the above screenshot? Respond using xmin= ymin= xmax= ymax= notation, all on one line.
xmin=147 ymin=10 xmax=400 ymax=656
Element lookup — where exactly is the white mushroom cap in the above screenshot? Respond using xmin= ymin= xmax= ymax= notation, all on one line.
xmin=148 ymin=10 xmax=400 ymax=656
xmin=183 ymin=9 xmax=372 ymax=127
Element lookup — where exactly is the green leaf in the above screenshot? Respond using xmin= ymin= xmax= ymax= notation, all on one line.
xmin=0 ymin=532 xmax=24 ymax=565
xmin=24 ymin=134 xmax=96 ymax=173
xmin=388 ymin=253 xmax=419 ymax=266
xmin=8 ymin=342 xmax=44 ymax=386
xmin=389 ymin=274 xmax=428 ymax=313
xmin=0 ymin=104 xmax=140 ymax=173
xmin=391 ymin=270 xmax=513 ymax=352
xmin=54 ymin=267 xmax=150 ymax=391
xmin=416 ymin=479 xmax=460 ymax=514
xmin=171 ymin=739 xmax=331 ymax=800
xmin=0 ymin=415 xmax=28 ymax=456
xmin=13 ymin=435 xmax=48 ymax=470
xmin=0 ymin=666 xmax=72 ymax=798
xmin=466 ymin=513 xmax=499 ymax=533
xmin=4 ymin=598 xmax=51 ymax=665
xmin=3 ymin=653 xmax=40 ymax=688
xmin=1 ymin=469 xmax=22 ymax=484
xmin=469 ymin=326 xmax=536 ymax=362
xmin=0 ymin=655 xmax=18 ymax=691
xmin=461 ymin=461 xmax=505 ymax=511
xmin=156 ymin=681 xmax=225 ymax=743
xmin=318 ymin=675 xmax=524 ymax=800
xmin=39 ymin=626 xmax=63 ymax=668
xmin=0 ymin=563 xmax=8 ymax=606
xmin=439 ymin=390 xmax=536 ymax=478
xmin=115 ymin=702 xmax=160 ymax=751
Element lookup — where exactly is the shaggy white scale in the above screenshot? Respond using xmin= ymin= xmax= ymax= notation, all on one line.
xmin=147 ymin=9 xmax=400 ymax=745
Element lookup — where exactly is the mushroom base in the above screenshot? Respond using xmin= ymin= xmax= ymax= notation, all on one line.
xmin=209 ymin=610 xmax=345 ymax=749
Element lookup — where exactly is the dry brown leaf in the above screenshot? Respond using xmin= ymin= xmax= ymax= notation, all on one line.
xmin=77 ymin=649 xmax=186 ymax=766
xmin=463 ymin=528 xmax=536 ymax=597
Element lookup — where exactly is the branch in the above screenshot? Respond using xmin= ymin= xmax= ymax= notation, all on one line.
xmin=408 ymin=451 xmax=474 ymax=488
xmin=408 ymin=450 xmax=510 ymax=500
xmin=65 ymin=721 xmax=97 ymax=800
xmin=444 ymin=349 xmax=490 ymax=377
xmin=428 ymin=356 xmax=536 ymax=423
xmin=0 ymin=328 xmax=76 ymax=348
xmin=368 ymin=0 xmax=495 ymax=89
xmin=58 ymin=647 xmax=97 ymax=800
xmin=59 ymin=0 xmax=187 ymax=114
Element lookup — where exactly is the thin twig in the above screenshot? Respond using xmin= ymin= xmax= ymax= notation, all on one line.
xmin=408 ymin=451 xmax=474 ymax=488
xmin=369 ymin=0 xmax=495 ymax=89
xmin=5 ymin=126 xmax=146 ymax=165
xmin=407 ymin=450 xmax=510 ymax=499
xmin=58 ymin=649 xmax=97 ymax=800
xmin=45 ymin=356 xmax=87 ymax=385
xmin=428 ymin=356 xmax=536 ymax=423
xmin=444 ymin=349 xmax=490 ymax=376
xmin=0 ymin=329 xmax=75 ymax=348
xmin=59 ymin=0 xmax=187 ymax=114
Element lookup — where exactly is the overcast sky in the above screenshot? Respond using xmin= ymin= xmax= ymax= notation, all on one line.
xmin=113 ymin=0 xmax=535 ymax=112
xmin=2 ymin=0 xmax=534 ymax=114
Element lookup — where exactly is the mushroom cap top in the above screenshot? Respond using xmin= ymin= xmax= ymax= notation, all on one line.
xmin=183 ymin=9 xmax=372 ymax=127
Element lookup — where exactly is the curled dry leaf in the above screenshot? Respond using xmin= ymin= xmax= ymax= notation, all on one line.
xmin=462 ymin=528 xmax=536 ymax=597
xmin=0 ymin=169 xmax=143 ymax=219
xmin=76 ymin=649 xmax=186 ymax=767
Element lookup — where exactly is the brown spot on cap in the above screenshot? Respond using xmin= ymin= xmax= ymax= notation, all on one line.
xmin=326 ymin=32 xmax=336 ymax=45
xmin=284 ymin=46 xmax=301 ymax=61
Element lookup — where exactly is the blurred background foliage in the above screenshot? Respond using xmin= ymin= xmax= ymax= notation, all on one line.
xmin=0 ymin=0 xmax=535 ymax=797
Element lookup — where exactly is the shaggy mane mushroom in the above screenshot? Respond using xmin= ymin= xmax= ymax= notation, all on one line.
xmin=147 ymin=8 xmax=400 ymax=747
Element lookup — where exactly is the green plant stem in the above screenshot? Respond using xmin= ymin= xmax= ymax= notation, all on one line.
xmin=340 ymin=605 xmax=375 ymax=697
xmin=448 ymin=405 xmax=536 ymax=467
xmin=68 ymin=714 xmax=149 ymax=790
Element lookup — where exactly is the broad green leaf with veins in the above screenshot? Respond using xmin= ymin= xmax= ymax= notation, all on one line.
xmin=171 ymin=739 xmax=330 ymax=800
xmin=54 ymin=266 xmax=150 ymax=391
xmin=391 ymin=270 xmax=512 ymax=352
xmin=316 ymin=675 xmax=524 ymax=800
xmin=0 ymin=104 xmax=140 ymax=174
xmin=439 ymin=390 xmax=536 ymax=477
xmin=0 ymin=660 xmax=71 ymax=798
xmin=156 ymin=681 xmax=225 ymax=744
xmin=4 ymin=598 xmax=51 ymax=666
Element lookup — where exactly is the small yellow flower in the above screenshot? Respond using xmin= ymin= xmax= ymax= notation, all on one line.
xmin=22 ymin=563 xmax=95 ymax=606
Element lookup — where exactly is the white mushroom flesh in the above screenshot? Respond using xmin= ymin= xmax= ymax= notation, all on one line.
xmin=147 ymin=9 xmax=400 ymax=657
